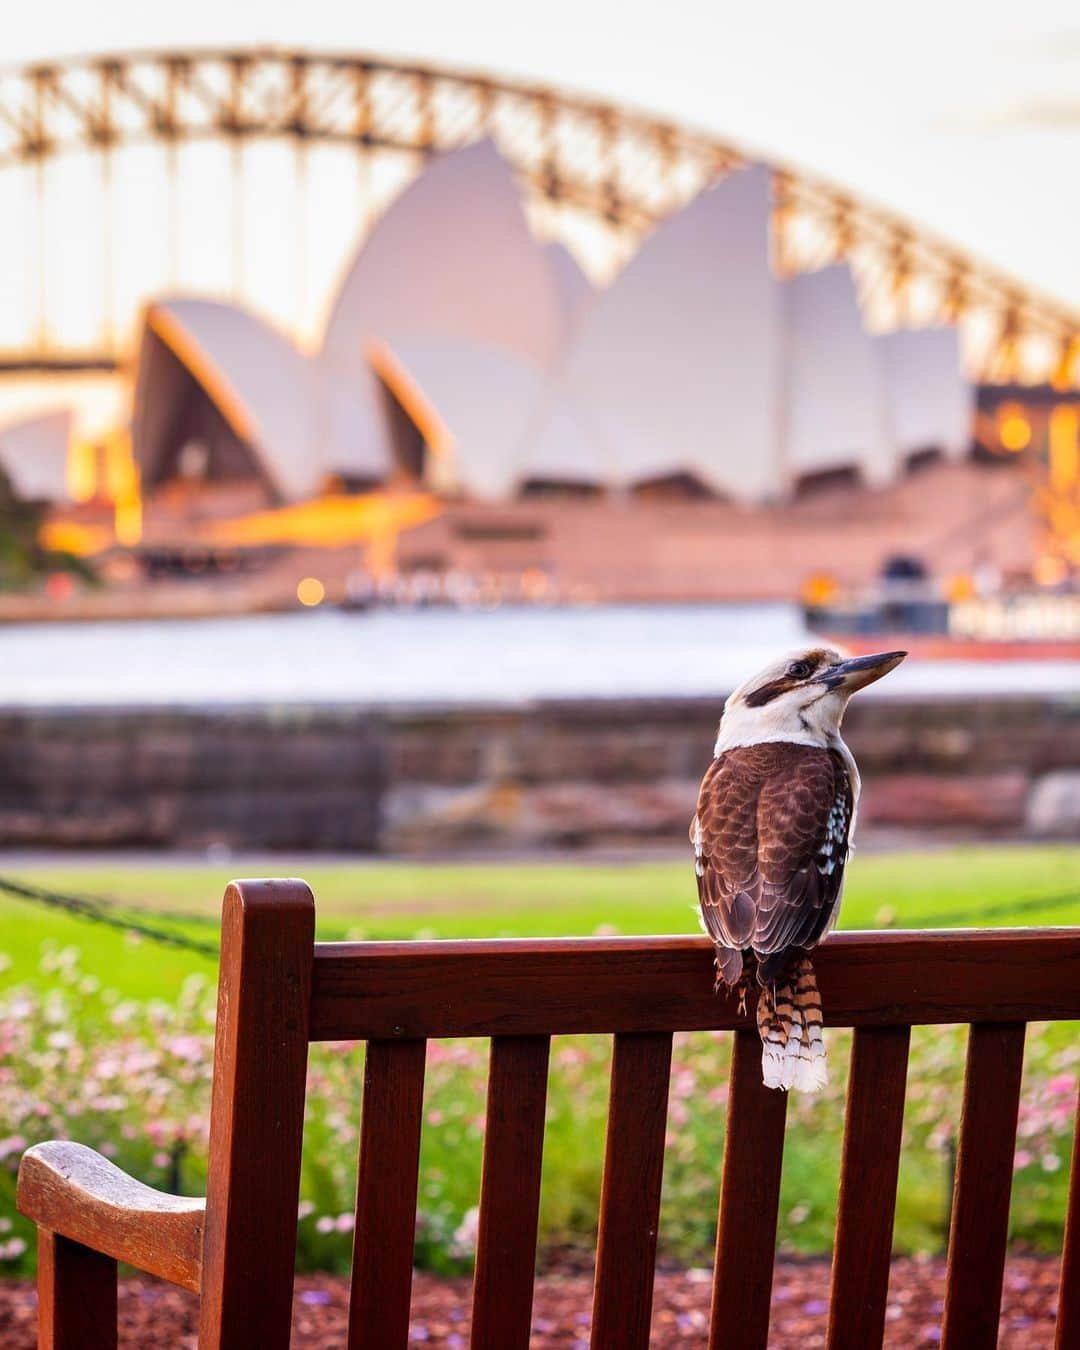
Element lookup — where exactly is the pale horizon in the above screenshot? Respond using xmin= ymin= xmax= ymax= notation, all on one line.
xmin=3 ymin=0 xmax=1080 ymax=310
xmin=4 ymin=2 xmax=1080 ymax=439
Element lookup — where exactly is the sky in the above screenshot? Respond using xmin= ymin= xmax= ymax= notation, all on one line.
xmin=5 ymin=0 xmax=1080 ymax=306
xmin=6 ymin=0 xmax=1080 ymax=437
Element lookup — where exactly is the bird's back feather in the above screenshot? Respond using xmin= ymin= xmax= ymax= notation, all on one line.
xmin=691 ymin=741 xmax=852 ymax=1091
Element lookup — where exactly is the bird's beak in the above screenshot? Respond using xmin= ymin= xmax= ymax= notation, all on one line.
xmin=814 ymin=650 xmax=907 ymax=693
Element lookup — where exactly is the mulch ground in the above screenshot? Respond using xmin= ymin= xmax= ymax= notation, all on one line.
xmin=0 ymin=1255 xmax=1061 ymax=1347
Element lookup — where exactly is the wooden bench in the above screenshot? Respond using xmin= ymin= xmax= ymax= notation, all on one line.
xmin=16 ymin=879 xmax=1080 ymax=1349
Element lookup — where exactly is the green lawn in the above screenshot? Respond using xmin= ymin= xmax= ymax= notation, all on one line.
xmin=1 ymin=844 xmax=1077 ymax=998
xmin=0 ymin=845 xmax=1077 ymax=1276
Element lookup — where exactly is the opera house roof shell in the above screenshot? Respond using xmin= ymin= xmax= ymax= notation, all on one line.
xmin=322 ymin=142 xmax=571 ymax=372
xmin=0 ymin=411 xmax=73 ymax=503
xmin=123 ymin=143 xmax=973 ymax=507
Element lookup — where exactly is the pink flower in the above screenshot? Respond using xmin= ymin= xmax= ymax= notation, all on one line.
xmin=451 ymin=1207 xmax=479 ymax=1257
xmin=164 ymin=1035 xmax=206 ymax=1064
xmin=0 ymin=1136 xmax=26 ymax=1161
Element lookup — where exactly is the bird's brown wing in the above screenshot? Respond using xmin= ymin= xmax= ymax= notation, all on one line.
xmin=692 ymin=745 xmax=773 ymax=951
xmin=752 ymin=748 xmax=853 ymax=979
xmin=692 ymin=744 xmax=853 ymax=980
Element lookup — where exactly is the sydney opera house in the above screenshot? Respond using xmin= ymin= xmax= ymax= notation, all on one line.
xmin=4 ymin=139 xmax=1024 ymax=604
xmin=126 ymin=143 xmax=971 ymax=509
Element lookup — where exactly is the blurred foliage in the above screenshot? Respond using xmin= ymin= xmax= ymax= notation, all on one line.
xmin=0 ymin=466 xmax=96 ymax=591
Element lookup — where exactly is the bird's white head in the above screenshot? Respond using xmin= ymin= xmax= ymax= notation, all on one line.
xmin=714 ymin=647 xmax=906 ymax=754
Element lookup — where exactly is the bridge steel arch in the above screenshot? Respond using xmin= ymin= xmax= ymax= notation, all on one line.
xmin=0 ymin=47 xmax=1078 ymax=382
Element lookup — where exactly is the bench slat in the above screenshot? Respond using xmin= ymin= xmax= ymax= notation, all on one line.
xmin=590 ymin=1031 xmax=673 ymax=1350
xmin=941 ymin=1021 xmax=1026 ymax=1350
xmin=348 ymin=1039 xmax=427 ymax=1350
xmin=198 ymin=880 xmax=314 ymax=1350
xmin=37 ymin=1230 xmax=117 ymax=1350
xmin=1054 ymin=1082 xmax=1080 ymax=1350
xmin=827 ymin=1025 xmax=911 ymax=1350
xmin=709 ymin=1028 xmax=789 ymax=1350
xmin=470 ymin=1035 xmax=551 ymax=1350
xmin=311 ymin=931 xmax=1080 ymax=1040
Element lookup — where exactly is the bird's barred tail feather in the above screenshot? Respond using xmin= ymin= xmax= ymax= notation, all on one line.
xmin=755 ymin=956 xmax=827 ymax=1092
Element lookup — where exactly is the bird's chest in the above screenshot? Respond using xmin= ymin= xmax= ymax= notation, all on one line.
xmin=827 ymin=734 xmax=860 ymax=806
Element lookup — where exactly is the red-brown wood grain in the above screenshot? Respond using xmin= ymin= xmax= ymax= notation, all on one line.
xmin=36 ymin=1229 xmax=117 ymax=1350
xmin=1054 ymin=1082 xmax=1080 ymax=1350
xmin=590 ymin=1031 xmax=673 ymax=1350
xmin=310 ymin=929 xmax=1080 ymax=1041
xmin=941 ymin=1021 xmax=1026 ymax=1350
xmin=348 ymin=1038 xmax=427 ymax=1350
xmin=826 ymin=1025 xmax=911 ymax=1350
xmin=17 ymin=1141 xmax=204 ymax=1292
xmin=197 ymin=879 xmax=315 ymax=1350
xmin=709 ymin=1028 xmax=789 ymax=1350
xmin=470 ymin=1035 xmax=551 ymax=1350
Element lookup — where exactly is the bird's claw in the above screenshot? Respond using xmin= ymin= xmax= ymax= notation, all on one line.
xmin=714 ymin=962 xmax=750 ymax=1016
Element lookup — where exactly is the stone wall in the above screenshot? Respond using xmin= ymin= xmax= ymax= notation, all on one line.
xmin=0 ymin=695 xmax=1077 ymax=853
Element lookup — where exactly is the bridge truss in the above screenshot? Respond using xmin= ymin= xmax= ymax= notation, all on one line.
xmin=0 ymin=47 xmax=1078 ymax=382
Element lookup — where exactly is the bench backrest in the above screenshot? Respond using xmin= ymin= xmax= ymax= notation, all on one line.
xmin=202 ymin=880 xmax=1080 ymax=1350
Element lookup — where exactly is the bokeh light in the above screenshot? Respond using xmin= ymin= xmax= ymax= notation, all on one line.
xmin=297 ymin=577 xmax=326 ymax=607
xmin=997 ymin=404 xmax=1031 ymax=452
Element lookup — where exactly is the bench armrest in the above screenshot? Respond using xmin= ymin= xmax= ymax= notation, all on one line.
xmin=17 ymin=1141 xmax=205 ymax=1292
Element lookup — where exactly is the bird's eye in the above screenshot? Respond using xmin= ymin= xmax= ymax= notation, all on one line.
xmin=787 ymin=661 xmax=812 ymax=678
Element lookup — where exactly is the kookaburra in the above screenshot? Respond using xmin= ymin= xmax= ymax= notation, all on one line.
xmin=691 ymin=647 xmax=906 ymax=1092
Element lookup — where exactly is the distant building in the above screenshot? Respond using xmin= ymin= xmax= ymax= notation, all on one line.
xmin=523 ymin=170 xmax=972 ymax=502
xmin=524 ymin=167 xmax=784 ymax=501
xmin=132 ymin=299 xmax=355 ymax=507
xmin=876 ymin=325 xmax=972 ymax=466
xmin=0 ymin=411 xmax=72 ymax=503
xmin=119 ymin=147 xmax=976 ymax=508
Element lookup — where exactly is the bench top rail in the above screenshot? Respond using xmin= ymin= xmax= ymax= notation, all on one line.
xmin=310 ymin=927 xmax=1080 ymax=1041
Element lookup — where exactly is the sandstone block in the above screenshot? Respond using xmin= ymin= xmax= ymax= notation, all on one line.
xmin=1025 ymin=772 xmax=1080 ymax=838
xmin=859 ymin=773 xmax=1029 ymax=829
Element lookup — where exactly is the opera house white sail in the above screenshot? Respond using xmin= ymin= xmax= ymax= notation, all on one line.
xmin=876 ymin=325 xmax=973 ymax=462
xmin=520 ymin=167 xmax=785 ymax=502
xmin=132 ymin=298 xmax=389 ymax=503
xmin=323 ymin=140 xmax=568 ymax=372
xmin=0 ymin=411 xmax=72 ymax=503
xmin=544 ymin=242 xmax=592 ymax=342
xmin=367 ymin=335 xmax=602 ymax=500
xmin=120 ymin=147 xmax=973 ymax=510
xmin=782 ymin=264 xmax=895 ymax=489
xmin=321 ymin=140 xmax=583 ymax=496
xmin=133 ymin=300 xmax=331 ymax=502
xmin=516 ymin=170 xmax=937 ymax=502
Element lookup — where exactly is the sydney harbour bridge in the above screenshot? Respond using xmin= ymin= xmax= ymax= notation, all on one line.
xmin=0 ymin=46 xmax=1078 ymax=384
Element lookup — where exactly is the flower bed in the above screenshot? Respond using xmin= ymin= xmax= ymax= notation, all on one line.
xmin=1 ymin=943 xmax=1076 ymax=1278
